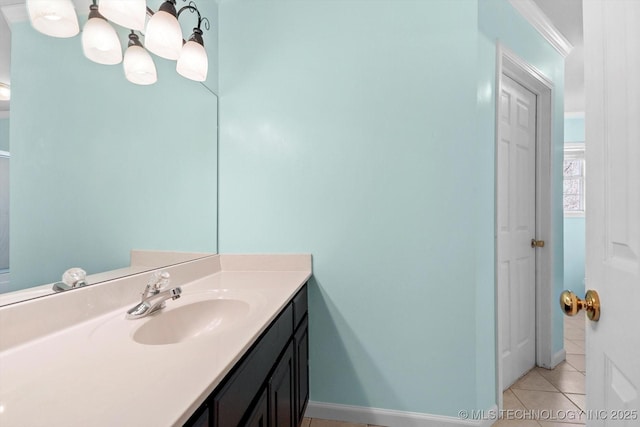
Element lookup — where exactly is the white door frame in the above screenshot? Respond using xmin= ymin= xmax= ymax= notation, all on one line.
xmin=495 ymin=43 xmax=555 ymax=408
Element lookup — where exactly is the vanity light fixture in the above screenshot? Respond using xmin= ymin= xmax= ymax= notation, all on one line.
xmin=98 ymin=0 xmax=147 ymax=31
xmin=82 ymin=1 xmax=122 ymax=65
xmin=176 ymin=8 xmax=210 ymax=82
xmin=146 ymin=1 xmax=210 ymax=80
xmin=25 ymin=0 xmax=210 ymax=84
xmin=26 ymin=0 xmax=79 ymax=38
xmin=0 ymin=83 xmax=10 ymax=101
xmin=144 ymin=0 xmax=183 ymax=60
xmin=123 ymin=31 xmax=158 ymax=86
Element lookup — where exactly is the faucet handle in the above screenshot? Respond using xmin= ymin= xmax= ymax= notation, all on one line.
xmin=157 ymin=271 xmax=170 ymax=289
xmin=141 ymin=271 xmax=171 ymax=300
xmin=62 ymin=268 xmax=87 ymax=288
xmin=148 ymin=271 xmax=171 ymax=290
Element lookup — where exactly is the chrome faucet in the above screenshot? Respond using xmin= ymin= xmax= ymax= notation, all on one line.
xmin=126 ymin=271 xmax=182 ymax=320
xmin=52 ymin=268 xmax=88 ymax=292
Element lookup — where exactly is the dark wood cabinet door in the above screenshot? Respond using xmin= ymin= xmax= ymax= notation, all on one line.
xmin=243 ymin=389 xmax=269 ymax=427
xmin=214 ymin=305 xmax=293 ymax=427
xmin=294 ymin=316 xmax=309 ymax=425
xmin=269 ymin=342 xmax=295 ymax=427
xmin=183 ymin=404 xmax=209 ymax=427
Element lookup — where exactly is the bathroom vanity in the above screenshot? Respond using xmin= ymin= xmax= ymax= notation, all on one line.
xmin=0 ymin=254 xmax=311 ymax=427
xmin=185 ymin=285 xmax=308 ymax=427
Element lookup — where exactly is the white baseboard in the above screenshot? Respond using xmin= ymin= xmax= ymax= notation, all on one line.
xmin=305 ymin=401 xmax=498 ymax=427
xmin=550 ymin=348 xmax=567 ymax=369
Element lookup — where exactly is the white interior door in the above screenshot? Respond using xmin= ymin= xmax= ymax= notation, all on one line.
xmin=497 ymin=74 xmax=537 ymax=389
xmin=583 ymin=0 xmax=640 ymax=423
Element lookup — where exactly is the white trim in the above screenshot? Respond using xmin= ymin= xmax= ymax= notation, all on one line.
xmin=305 ymin=402 xmax=498 ymax=427
xmin=500 ymin=46 xmax=554 ymax=89
xmin=495 ymin=43 xmax=555 ymax=409
xmin=564 ymin=142 xmax=585 ymax=149
xmin=508 ymin=0 xmax=573 ymax=58
xmin=564 ymin=111 xmax=585 ymax=119
xmin=564 ymin=148 xmax=585 ymax=165
xmin=564 ymin=212 xmax=585 ymax=219
xmin=0 ymin=150 xmax=9 ymax=157
xmin=1 ymin=3 xmax=27 ymax=26
xmin=551 ymin=348 xmax=567 ymax=369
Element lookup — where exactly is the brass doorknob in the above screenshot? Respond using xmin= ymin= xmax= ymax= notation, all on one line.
xmin=531 ymin=239 xmax=545 ymax=248
xmin=560 ymin=290 xmax=601 ymax=321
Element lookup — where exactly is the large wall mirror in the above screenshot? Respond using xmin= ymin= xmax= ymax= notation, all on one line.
xmin=0 ymin=0 xmax=219 ymax=306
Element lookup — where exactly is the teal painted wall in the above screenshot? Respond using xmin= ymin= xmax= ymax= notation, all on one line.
xmin=475 ymin=11 xmax=499 ymax=411
xmin=219 ymin=0 xmax=480 ymax=416
xmin=564 ymin=116 xmax=585 ymax=294
xmin=565 ymin=115 xmax=585 ymax=142
xmin=0 ymin=118 xmax=8 ymax=152
xmin=9 ymin=21 xmax=218 ymax=292
xmin=479 ymin=0 xmax=566 ymax=358
xmin=217 ymin=0 xmax=563 ymax=418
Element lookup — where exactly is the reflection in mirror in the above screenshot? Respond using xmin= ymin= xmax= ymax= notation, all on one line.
xmin=0 ymin=0 xmax=219 ymax=306
xmin=0 ymin=150 xmax=7 ymax=292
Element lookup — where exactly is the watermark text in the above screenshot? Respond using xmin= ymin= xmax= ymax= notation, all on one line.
xmin=458 ymin=409 xmax=638 ymax=422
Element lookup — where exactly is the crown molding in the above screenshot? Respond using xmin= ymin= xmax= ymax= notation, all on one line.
xmin=1 ymin=3 xmax=27 ymax=27
xmin=508 ymin=0 xmax=573 ymax=58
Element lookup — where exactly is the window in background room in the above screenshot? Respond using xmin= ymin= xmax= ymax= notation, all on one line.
xmin=563 ymin=144 xmax=585 ymax=217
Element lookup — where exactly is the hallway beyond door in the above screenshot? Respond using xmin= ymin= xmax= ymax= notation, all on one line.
xmin=495 ymin=315 xmax=586 ymax=426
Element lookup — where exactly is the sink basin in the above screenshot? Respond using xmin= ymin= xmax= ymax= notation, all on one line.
xmin=133 ymin=299 xmax=251 ymax=345
xmin=88 ymin=288 xmax=266 ymax=347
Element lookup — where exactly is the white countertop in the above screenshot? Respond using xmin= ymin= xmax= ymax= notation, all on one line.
xmin=0 ymin=254 xmax=312 ymax=427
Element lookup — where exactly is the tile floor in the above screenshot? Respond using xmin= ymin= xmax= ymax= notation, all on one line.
xmin=301 ymin=316 xmax=585 ymax=427
xmin=493 ymin=314 xmax=586 ymax=427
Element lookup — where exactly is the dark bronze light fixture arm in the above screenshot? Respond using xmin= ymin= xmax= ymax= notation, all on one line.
xmin=144 ymin=1 xmax=210 ymax=30
xmin=178 ymin=1 xmax=211 ymax=35
xmin=144 ymin=0 xmax=210 ymax=44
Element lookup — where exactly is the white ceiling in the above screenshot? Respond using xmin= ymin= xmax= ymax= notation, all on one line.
xmin=0 ymin=0 xmax=585 ymax=115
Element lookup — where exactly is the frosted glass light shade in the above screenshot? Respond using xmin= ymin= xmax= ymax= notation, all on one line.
xmin=82 ymin=16 xmax=122 ymax=65
xmin=177 ymin=41 xmax=208 ymax=82
xmin=26 ymin=0 xmax=79 ymax=38
xmin=124 ymin=45 xmax=157 ymax=85
xmin=145 ymin=5 xmax=182 ymax=60
xmin=0 ymin=83 xmax=10 ymax=101
xmin=98 ymin=0 xmax=147 ymax=31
